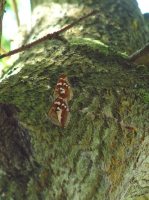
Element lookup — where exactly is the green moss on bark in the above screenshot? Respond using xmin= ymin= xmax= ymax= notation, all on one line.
xmin=0 ymin=35 xmax=148 ymax=199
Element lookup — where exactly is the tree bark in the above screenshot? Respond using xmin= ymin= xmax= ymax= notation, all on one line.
xmin=30 ymin=0 xmax=149 ymax=54
xmin=0 ymin=0 xmax=148 ymax=199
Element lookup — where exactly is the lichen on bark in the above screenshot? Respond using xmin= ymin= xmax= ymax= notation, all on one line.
xmin=0 ymin=0 xmax=148 ymax=199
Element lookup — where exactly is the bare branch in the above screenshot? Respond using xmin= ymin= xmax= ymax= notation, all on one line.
xmin=129 ymin=43 xmax=149 ymax=66
xmin=0 ymin=10 xmax=97 ymax=59
xmin=0 ymin=0 xmax=6 ymax=51
xmin=12 ymin=0 xmax=20 ymax=26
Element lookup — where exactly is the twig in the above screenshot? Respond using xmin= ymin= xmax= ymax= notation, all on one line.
xmin=12 ymin=0 xmax=20 ymax=26
xmin=128 ymin=43 xmax=149 ymax=66
xmin=0 ymin=10 xmax=97 ymax=59
xmin=0 ymin=0 xmax=6 ymax=51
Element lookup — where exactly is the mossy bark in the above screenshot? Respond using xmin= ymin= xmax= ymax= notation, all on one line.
xmin=30 ymin=0 xmax=149 ymax=54
xmin=0 ymin=1 xmax=148 ymax=200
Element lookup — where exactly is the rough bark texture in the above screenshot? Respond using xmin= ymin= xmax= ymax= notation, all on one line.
xmin=30 ymin=0 xmax=149 ymax=54
xmin=0 ymin=0 xmax=149 ymax=199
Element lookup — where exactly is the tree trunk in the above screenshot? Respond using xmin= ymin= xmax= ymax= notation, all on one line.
xmin=0 ymin=0 xmax=148 ymax=199
xmin=30 ymin=0 xmax=149 ymax=54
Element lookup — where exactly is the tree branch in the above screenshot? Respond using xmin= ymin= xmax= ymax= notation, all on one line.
xmin=12 ymin=0 xmax=20 ymax=26
xmin=0 ymin=0 xmax=6 ymax=51
xmin=0 ymin=10 xmax=97 ymax=59
xmin=128 ymin=43 xmax=149 ymax=66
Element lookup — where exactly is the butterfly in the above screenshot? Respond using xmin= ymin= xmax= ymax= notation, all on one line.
xmin=48 ymin=97 xmax=70 ymax=128
xmin=54 ymin=74 xmax=73 ymax=102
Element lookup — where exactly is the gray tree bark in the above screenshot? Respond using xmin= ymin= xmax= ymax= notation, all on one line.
xmin=0 ymin=0 xmax=148 ymax=199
